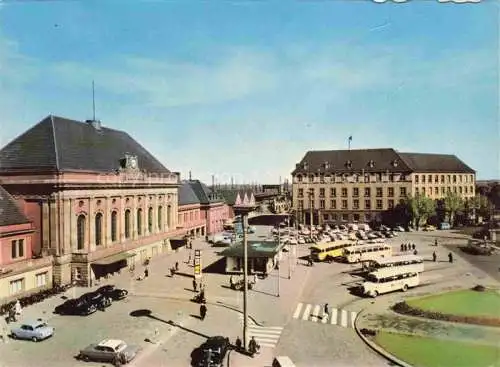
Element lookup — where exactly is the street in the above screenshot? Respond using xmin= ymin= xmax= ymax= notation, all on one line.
xmin=0 ymin=226 xmax=498 ymax=367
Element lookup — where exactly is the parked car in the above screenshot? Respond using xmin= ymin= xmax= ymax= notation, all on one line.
xmin=78 ymin=339 xmax=141 ymax=363
xmin=11 ymin=320 xmax=54 ymax=342
xmin=422 ymin=225 xmax=436 ymax=231
xmin=96 ymin=285 xmax=128 ymax=301
xmin=439 ymin=222 xmax=451 ymax=230
xmin=54 ymin=298 xmax=97 ymax=316
xmin=197 ymin=336 xmax=230 ymax=367
xmin=394 ymin=226 xmax=405 ymax=232
xmin=465 ymin=241 xmax=495 ymax=256
xmin=80 ymin=291 xmax=112 ymax=309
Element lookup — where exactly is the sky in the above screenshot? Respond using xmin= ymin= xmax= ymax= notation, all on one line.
xmin=0 ymin=0 xmax=498 ymax=184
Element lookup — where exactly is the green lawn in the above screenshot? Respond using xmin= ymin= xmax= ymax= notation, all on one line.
xmin=375 ymin=331 xmax=500 ymax=367
xmin=406 ymin=290 xmax=500 ymax=319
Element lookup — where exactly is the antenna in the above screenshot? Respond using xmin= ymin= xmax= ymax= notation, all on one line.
xmin=92 ymin=80 xmax=96 ymax=121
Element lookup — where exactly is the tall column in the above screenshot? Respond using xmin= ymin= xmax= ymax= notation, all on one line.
xmin=62 ymin=198 xmax=71 ymax=255
xmin=132 ymin=197 xmax=138 ymax=240
xmin=49 ymin=198 xmax=60 ymax=255
xmin=105 ymin=197 xmax=111 ymax=246
xmin=69 ymin=199 xmax=76 ymax=252
xmin=89 ymin=197 xmax=95 ymax=252
xmin=41 ymin=199 xmax=50 ymax=252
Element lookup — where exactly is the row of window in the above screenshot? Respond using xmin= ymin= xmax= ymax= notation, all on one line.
xmin=298 ymin=187 xmax=408 ymax=198
xmin=415 ymin=174 xmax=474 ymax=184
xmin=9 ymin=272 xmax=48 ymax=296
xmin=76 ymin=206 xmax=172 ymax=250
xmin=416 ymin=186 xmax=474 ymax=196
xmin=318 ymin=213 xmax=371 ymax=222
xmin=178 ymin=210 xmax=202 ymax=224
xmin=297 ymin=198 xmax=403 ymax=211
xmin=295 ymin=173 xmax=408 ymax=184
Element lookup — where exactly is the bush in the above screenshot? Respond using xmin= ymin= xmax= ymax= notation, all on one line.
xmin=472 ymin=285 xmax=486 ymax=292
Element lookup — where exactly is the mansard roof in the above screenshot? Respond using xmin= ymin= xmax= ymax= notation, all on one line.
xmin=178 ymin=180 xmax=225 ymax=206
xmin=0 ymin=186 xmax=30 ymax=226
xmin=292 ymin=148 xmax=475 ymax=175
xmin=218 ymin=189 xmax=255 ymax=206
xmin=0 ymin=115 xmax=170 ymax=174
xmin=178 ymin=181 xmax=200 ymax=206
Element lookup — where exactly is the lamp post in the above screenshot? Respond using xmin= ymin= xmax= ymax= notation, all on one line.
xmin=233 ymin=203 xmax=257 ymax=352
xmin=277 ymin=226 xmax=280 ymax=297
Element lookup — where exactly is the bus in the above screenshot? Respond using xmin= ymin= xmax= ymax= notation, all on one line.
xmin=343 ymin=244 xmax=392 ymax=263
xmin=361 ymin=267 xmax=420 ymax=297
xmin=368 ymin=255 xmax=424 ymax=273
xmin=310 ymin=241 xmax=354 ymax=262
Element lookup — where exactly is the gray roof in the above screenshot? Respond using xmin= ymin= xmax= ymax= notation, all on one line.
xmin=219 ymin=241 xmax=284 ymax=258
xmin=0 ymin=186 xmax=30 ymax=226
xmin=292 ymin=148 xmax=475 ymax=175
xmin=189 ymin=180 xmax=225 ymax=205
xmin=0 ymin=115 xmax=171 ymax=174
xmin=178 ymin=181 xmax=200 ymax=206
xmin=398 ymin=152 xmax=475 ymax=174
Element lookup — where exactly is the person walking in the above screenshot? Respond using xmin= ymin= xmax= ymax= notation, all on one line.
xmin=412 ymin=244 xmax=416 ymax=251
xmin=175 ymin=261 xmax=179 ymax=272
xmin=200 ymin=303 xmax=207 ymax=320
xmin=432 ymin=251 xmax=437 ymax=262
xmin=187 ymin=252 xmax=192 ymax=264
xmin=323 ymin=303 xmax=330 ymax=322
xmin=400 ymin=243 xmax=404 ymax=252
xmin=229 ymin=276 xmax=234 ymax=288
xmin=235 ymin=336 xmax=242 ymax=350
xmin=434 ymin=239 xmax=438 ymax=247
xmin=193 ymin=279 xmax=197 ymax=292
xmin=448 ymin=252 xmax=453 ymax=264
xmin=144 ymin=267 xmax=149 ymax=278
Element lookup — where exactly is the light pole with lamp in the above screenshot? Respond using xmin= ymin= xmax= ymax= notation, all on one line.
xmin=277 ymin=223 xmax=280 ymax=297
xmin=233 ymin=203 xmax=258 ymax=352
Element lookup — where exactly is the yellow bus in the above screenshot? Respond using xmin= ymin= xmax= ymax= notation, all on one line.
xmin=310 ymin=241 xmax=353 ymax=261
xmin=343 ymin=244 xmax=392 ymax=263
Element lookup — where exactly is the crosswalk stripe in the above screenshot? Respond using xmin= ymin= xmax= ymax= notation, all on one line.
xmin=350 ymin=311 xmax=357 ymax=328
xmin=311 ymin=305 xmax=320 ymax=322
xmin=331 ymin=308 xmax=338 ymax=325
xmin=321 ymin=312 xmax=328 ymax=324
xmin=247 ymin=325 xmax=284 ymax=348
xmin=302 ymin=304 xmax=312 ymax=321
xmin=340 ymin=309 xmax=348 ymax=328
xmin=293 ymin=303 xmax=303 ymax=319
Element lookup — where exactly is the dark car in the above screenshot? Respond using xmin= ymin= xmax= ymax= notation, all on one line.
xmin=80 ymin=291 xmax=112 ymax=309
xmin=465 ymin=241 xmax=495 ymax=256
xmin=197 ymin=336 xmax=230 ymax=367
xmin=54 ymin=298 xmax=97 ymax=316
xmin=96 ymin=285 xmax=128 ymax=301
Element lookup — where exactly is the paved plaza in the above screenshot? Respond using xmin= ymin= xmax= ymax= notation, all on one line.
xmin=0 ymin=226 xmax=498 ymax=367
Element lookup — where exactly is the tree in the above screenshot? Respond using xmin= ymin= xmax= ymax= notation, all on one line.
xmin=406 ymin=193 xmax=436 ymax=229
xmin=442 ymin=192 xmax=464 ymax=226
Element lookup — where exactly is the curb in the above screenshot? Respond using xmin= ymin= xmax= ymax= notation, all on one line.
xmin=129 ymin=291 xmax=264 ymax=326
xmin=353 ymin=307 xmax=413 ymax=367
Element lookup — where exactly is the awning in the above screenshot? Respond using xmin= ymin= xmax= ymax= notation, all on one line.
xmin=93 ymin=252 xmax=136 ymax=266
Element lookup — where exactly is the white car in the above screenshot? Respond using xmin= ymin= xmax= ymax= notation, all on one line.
xmin=395 ymin=226 xmax=405 ymax=232
xmin=298 ymin=237 xmax=306 ymax=244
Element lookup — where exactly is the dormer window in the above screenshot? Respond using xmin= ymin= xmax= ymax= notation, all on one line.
xmin=303 ymin=162 xmax=309 ymax=170
xmin=392 ymin=160 xmax=399 ymax=167
xmin=345 ymin=160 xmax=352 ymax=169
xmin=324 ymin=161 xmax=330 ymax=170
xmin=368 ymin=160 xmax=375 ymax=168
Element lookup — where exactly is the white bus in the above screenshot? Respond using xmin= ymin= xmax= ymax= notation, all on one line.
xmin=361 ymin=267 xmax=420 ymax=297
xmin=368 ymin=255 xmax=424 ymax=273
xmin=343 ymin=244 xmax=392 ymax=263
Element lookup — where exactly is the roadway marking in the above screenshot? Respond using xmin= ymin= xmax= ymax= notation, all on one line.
xmin=302 ymin=304 xmax=312 ymax=321
xmin=340 ymin=309 xmax=348 ymax=328
xmin=321 ymin=312 xmax=328 ymax=324
xmin=350 ymin=311 xmax=357 ymax=328
xmin=330 ymin=308 xmax=338 ymax=325
xmin=293 ymin=303 xmax=303 ymax=319
xmin=311 ymin=305 xmax=321 ymax=322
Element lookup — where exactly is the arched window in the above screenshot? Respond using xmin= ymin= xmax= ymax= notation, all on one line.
xmin=95 ymin=213 xmax=103 ymax=246
xmin=148 ymin=207 xmax=153 ymax=233
xmin=137 ymin=208 xmax=143 ymax=236
xmin=124 ymin=210 xmax=131 ymax=239
xmin=77 ymin=215 xmax=86 ymax=250
xmin=111 ymin=211 xmax=118 ymax=242
xmin=158 ymin=206 xmax=163 ymax=231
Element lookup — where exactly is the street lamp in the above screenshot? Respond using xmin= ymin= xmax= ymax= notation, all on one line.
xmin=233 ymin=203 xmax=258 ymax=352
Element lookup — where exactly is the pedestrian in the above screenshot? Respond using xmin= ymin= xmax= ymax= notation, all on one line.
xmin=230 ymin=275 xmax=234 ymax=288
xmin=175 ymin=261 xmax=179 ymax=272
xmin=187 ymin=252 xmax=192 ymax=264
xmin=235 ymin=336 xmax=242 ymax=350
xmin=412 ymin=244 xmax=416 ymax=251
xmin=200 ymin=303 xmax=207 ymax=320
xmin=193 ymin=279 xmax=197 ymax=292
xmin=400 ymin=244 xmax=404 ymax=252
xmin=189 ymin=241 xmax=193 ymax=249
xmin=448 ymin=252 xmax=453 ymax=264
xmin=324 ymin=303 xmax=330 ymax=321
xmin=144 ymin=267 xmax=149 ymax=278
xmin=434 ymin=239 xmax=438 ymax=247
xmin=402 ymin=243 xmax=407 ymax=252
xmin=432 ymin=251 xmax=437 ymax=262
xmin=413 ymin=249 xmax=418 ymax=255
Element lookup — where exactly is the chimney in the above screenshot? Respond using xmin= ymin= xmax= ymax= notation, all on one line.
xmin=212 ymin=175 xmax=215 ymax=189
